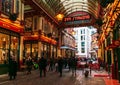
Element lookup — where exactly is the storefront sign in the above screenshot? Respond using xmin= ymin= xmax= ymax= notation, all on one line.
xmin=63 ymin=14 xmax=91 ymax=26
xmin=24 ymin=36 xmax=39 ymax=40
xmin=40 ymin=35 xmax=57 ymax=45
xmin=23 ymin=35 xmax=57 ymax=45
xmin=0 ymin=18 xmax=23 ymax=33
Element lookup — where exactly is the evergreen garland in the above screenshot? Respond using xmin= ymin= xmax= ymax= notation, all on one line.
xmin=9 ymin=13 xmax=18 ymax=21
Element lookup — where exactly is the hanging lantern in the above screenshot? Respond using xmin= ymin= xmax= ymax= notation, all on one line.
xmin=56 ymin=13 xmax=64 ymax=21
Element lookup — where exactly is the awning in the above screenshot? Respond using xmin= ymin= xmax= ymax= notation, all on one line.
xmin=60 ymin=46 xmax=76 ymax=51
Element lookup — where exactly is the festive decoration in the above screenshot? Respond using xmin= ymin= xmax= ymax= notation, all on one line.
xmin=47 ymin=33 xmax=52 ymax=37
xmin=55 ymin=38 xmax=59 ymax=41
xmin=9 ymin=13 xmax=18 ymax=21
xmin=0 ymin=17 xmax=23 ymax=33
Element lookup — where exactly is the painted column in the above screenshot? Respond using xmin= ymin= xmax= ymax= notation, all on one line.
xmin=19 ymin=36 xmax=24 ymax=67
xmin=38 ymin=42 xmax=41 ymax=58
xmin=38 ymin=16 xmax=43 ymax=58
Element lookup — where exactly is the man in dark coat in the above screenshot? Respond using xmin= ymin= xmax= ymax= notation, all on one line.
xmin=9 ymin=56 xmax=17 ymax=80
xmin=58 ymin=57 xmax=63 ymax=77
xmin=38 ymin=57 xmax=47 ymax=77
xmin=71 ymin=57 xmax=77 ymax=76
xmin=26 ymin=56 xmax=33 ymax=74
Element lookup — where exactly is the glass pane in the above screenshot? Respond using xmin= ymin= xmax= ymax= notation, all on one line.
xmin=16 ymin=0 xmax=19 ymax=14
xmin=10 ymin=36 xmax=19 ymax=61
xmin=1 ymin=0 xmax=13 ymax=14
xmin=25 ymin=44 xmax=31 ymax=57
xmin=32 ymin=44 xmax=38 ymax=61
xmin=0 ymin=34 xmax=9 ymax=64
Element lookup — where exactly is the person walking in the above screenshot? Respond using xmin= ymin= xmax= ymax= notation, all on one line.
xmin=55 ymin=59 xmax=58 ymax=72
xmin=68 ymin=57 xmax=72 ymax=71
xmin=26 ymin=56 xmax=33 ymax=74
xmin=49 ymin=58 xmax=54 ymax=71
xmin=71 ymin=56 xmax=77 ymax=76
xmin=58 ymin=57 xmax=63 ymax=77
xmin=38 ymin=56 xmax=47 ymax=77
xmin=8 ymin=56 xmax=17 ymax=80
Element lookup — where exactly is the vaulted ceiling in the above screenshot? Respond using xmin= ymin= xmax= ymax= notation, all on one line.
xmin=24 ymin=0 xmax=101 ymax=28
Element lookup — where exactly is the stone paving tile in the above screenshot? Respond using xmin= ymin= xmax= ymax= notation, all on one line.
xmin=0 ymin=69 xmax=106 ymax=85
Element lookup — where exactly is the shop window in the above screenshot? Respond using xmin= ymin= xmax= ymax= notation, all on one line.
xmin=25 ymin=44 xmax=31 ymax=57
xmin=10 ymin=36 xmax=19 ymax=62
xmin=32 ymin=44 xmax=38 ymax=62
xmin=0 ymin=34 xmax=9 ymax=64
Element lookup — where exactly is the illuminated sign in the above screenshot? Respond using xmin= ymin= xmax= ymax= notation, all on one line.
xmin=0 ymin=18 xmax=23 ymax=33
xmin=64 ymin=14 xmax=90 ymax=22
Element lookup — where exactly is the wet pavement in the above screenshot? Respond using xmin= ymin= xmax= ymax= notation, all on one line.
xmin=0 ymin=69 xmax=106 ymax=85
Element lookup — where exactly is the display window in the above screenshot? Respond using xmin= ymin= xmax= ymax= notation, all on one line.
xmin=24 ymin=44 xmax=31 ymax=58
xmin=0 ymin=34 xmax=19 ymax=64
xmin=0 ymin=34 xmax=9 ymax=64
xmin=24 ymin=43 xmax=38 ymax=61
xmin=10 ymin=36 xmax=19 ymax=62
xmin=32 ymin=44 xmax=38 ymax=61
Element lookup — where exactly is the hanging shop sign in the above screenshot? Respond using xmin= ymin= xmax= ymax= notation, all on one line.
xmin=63 ymin=13 xmax=91 ymax=26
xmin=64 ymin=14 xmax=90 ymax=22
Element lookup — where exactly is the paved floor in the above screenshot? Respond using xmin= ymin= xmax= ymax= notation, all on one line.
xmin=0 ymin=69 xmax=106 ymax=85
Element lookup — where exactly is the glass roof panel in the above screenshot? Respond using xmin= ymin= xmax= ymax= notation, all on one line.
xmin=59 ymin=0 xmax=98 ymax=18
xmin=34 ymin=0 xmax=99 ymax=19
xmin=61 ymin=6 xmax=98 ymax=18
